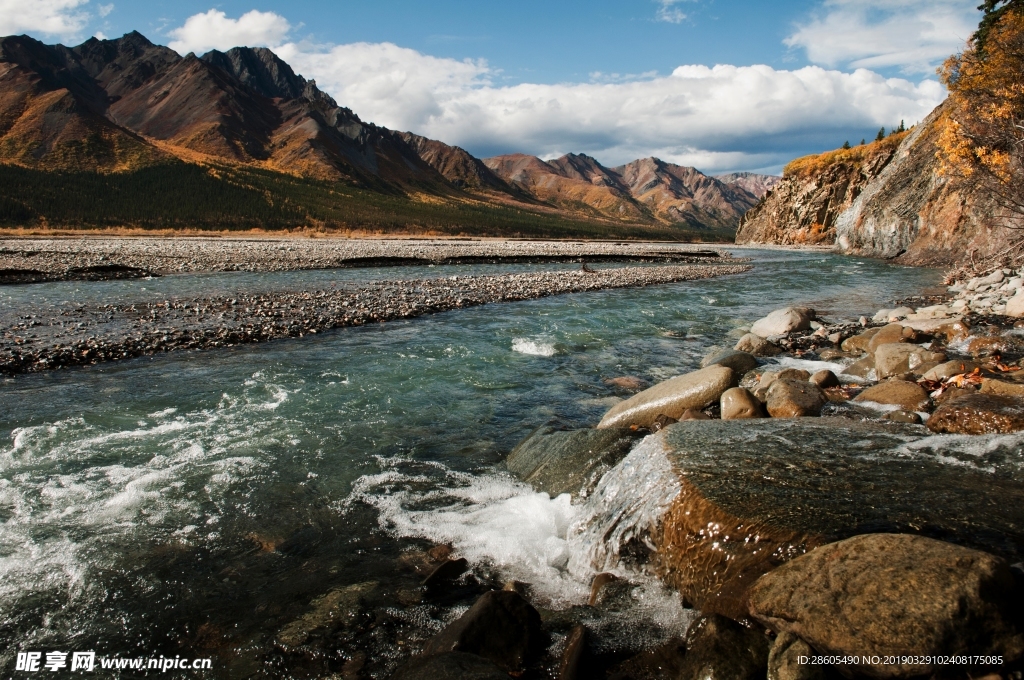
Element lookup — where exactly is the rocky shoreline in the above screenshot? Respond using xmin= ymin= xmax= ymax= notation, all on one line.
xmin=390 ymin=269 xmax=1024 ymax=679
xmin=0 ymin=237 xmax=727 ymax=283
xmin=0 ymin=262 xmax=750 ymax=375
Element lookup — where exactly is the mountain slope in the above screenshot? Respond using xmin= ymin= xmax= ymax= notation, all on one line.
xmin=715 ymin=172 xmax=781 ymax=199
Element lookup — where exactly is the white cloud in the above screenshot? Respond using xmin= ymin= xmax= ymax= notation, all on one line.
xmin=656 ymin=0 xmax=688 ymax=24
xmin=0 ymin=0 xmax=89 ymax=37
xmin=276 ymin=40 xmax=945 ymax=173
xmin=97 ymin=3 xmax=113 ymax=17
xmin=785 ymin=0 xmax=979 ymax=74
xmin=167 ymin=9 xmax=291 ymax=55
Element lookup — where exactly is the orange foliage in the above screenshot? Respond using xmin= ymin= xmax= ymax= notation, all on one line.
xmin=783 ymin=132 xmax=909 ymax=179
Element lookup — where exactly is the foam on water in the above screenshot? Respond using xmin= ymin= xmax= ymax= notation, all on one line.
xmin=770 ymin=355 xmax=851 ymax=376
xmin=512 ymin=337 xmax=557 ymax=356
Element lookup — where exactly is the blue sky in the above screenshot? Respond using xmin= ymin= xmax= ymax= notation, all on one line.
xmin=1 ymin=1 xmax=983 ymax=174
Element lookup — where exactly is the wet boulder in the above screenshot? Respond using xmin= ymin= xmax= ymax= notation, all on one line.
xmin=873 ymin=343 xmax=945 ymax=379
xmin=735 ymin=332 xmax=783 ymax=357
xmin=592 ymin=420 xmax=1024 ymax=620
xmin=423 ymin=590 xmax=544 ymax=672
xmin=676 ymin=614 xmax=770 ymax=680
xmin=768 ymin=632 xmax=824 ymax=680
xmin=758 ymin=368 xmax=810 ymax=390
xmin=867 ymin=323 xmax=918 ymax=354
xmin=853 ymin=380 xmax=931 ymax=412
xmin=840 ymin=355 xmax=875 ymax=379
xmin=721 ymin=387 xmax=764 ymax=420
xmin=750 ymin=307 xmax=815 ymax=338
xmin=701 ymin=349 xmax=759 ymax=374
xmin=923 ymin=359 xmax=981 ymax=381
xmin=606 ymin=637 xmax=688 ymax=680
xmin=809 ymin=370 xmax=839 ymax=389
xmin=276 ymin=581 xmax=378 ymax=648
xmin=506 ymin=426 xmax=639 ymax=498
xmin=597 ymin=366 xmax=736 ymax=429
xmin=748 ymin=534 xmax=1024 ymax=678
xmin=982 ymin=377 xmax=1024 ymax=398
xmin=927 ymin=393 xmax=1024 ymax=434
xmin=765 ymin=379 xmax=826 ymax=417
xmin=841 ymin=327 xmax=881 ymax=354
xmin=390 ymin=652 xmax=509 ymax=680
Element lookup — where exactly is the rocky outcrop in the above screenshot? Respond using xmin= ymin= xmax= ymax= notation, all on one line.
xmin=736 ymin=102 xmax=1009 ymax=267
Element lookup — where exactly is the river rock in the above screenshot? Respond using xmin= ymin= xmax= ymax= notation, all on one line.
xmin=982 ymin=378 xmax=1024 ymax=397
xmin=701 ymin=349 xmax=759 ymax=374
xmin=750 ymin=307 xmax=815 ymax=338
xmin=885 ymin=410 xmax=923 ymax=424
xmin=506 ymin=426 xmax=639 ymax=498
xmin=603 ymin=420 xmax=1024 ymax=620
xmin=276 ymin=581 xmax=378 ymax=648
xmin=735 ymin=332 xmax=783 ymax=357
xmin=841 ymin=327 xmax=880 ymax=354
xmin=677 ymin=614 xmax=770 ymax=680
xmin=840 ymin=355 xmax=875 ymax=379
xmin=390 ymin=652 xmax=509 ymax=680
xmin=558 ymin=625 xmax=588 ymax=680
xmin=759 ymin=368 xmax=811 ymax=390
xmin=748 ymin=534 xmax=1024 ymax=678
xmin=680 ymin=408 xmax=710 ymax=421
xmin=597 ymin=366 xmax=736 ymax=429
xmin=927 ymin=393 xmax=1024 ymax=434
xmin=867 ymin=323 xmax=918 ymax=354
xmin=923 ymin=359 xmax=981 ymax=381
xmin=874 ymin=343 xmax=946 ymax=379
xmin=721 ymin=387 xmax=764 ymax=420
xmin=853 ymin=380 xmax=931 ymax=412
xmin=766 ymin=380 xmax=826 ymax=417
xmin=768 ymin=632 xmax=824 ymax=680
xmin=606 ymin=638 xmax=688 ymax=680
xmin=1007 ymin=295 xmax=1024 ymax=317
xmin=423 ymin=590 xmax=544 ymax=672
xmin=809 ymin=370 xmax=840 ymax=389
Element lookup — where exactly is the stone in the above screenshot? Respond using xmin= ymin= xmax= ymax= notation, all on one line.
xmin=768 ymin=632 xmax=824 ymax=680
xmin=558 ymin=625 xmax=588 ymax=680
xmin=934 ymin=385 xmax=979 ymax=404
xmin=506 ymin=426 xmax=639 ymax=499
xmin=423 ymin=590 xmax=544 ymax=672
xmin=606 ymin=638 xmax=687 ymax=680
xmin=390 ymin=652 xmax=509 ymax=680
xmin=766 ymin=379 xmax=826 ymax=417
xmin=588 ymin=572 xmax=619 ymax=606
xmin=867 ymin=323 xmax=918 ymax=354
xmin=735 ymin=332 xmax=783 ymax=356
xmin=701 ymin=349 xmax=759 ymax=374
xmin=748 ymin=534 xmax=1024 ymax=678
xmin=841 ymin=327 xmax=880 ymax=354
xmin=853 ymin=380 xmax=931 ymax=412
xmin=677 ymin=614 xmax=770 ymax=680
xmin=721 ymin=387 xmax=764 ymax=420
xmin=605 ymin=376 xmax=647 ymax=390
xmin=650 ymin=414 xmax=678 ymax=432
xmin=750 ymin=307 xmax=815 ymax=338
xmin=935 ymin=319 xmax=972 ymax=343
xmin=839 ymin=352 xmax=872 ymax=378
xmin=980 ymin=270 xmax=1006 ymax=285
xmin=927 ymin=393 xmax=1024 ymax=434
xmin=905 ymin=304 xmax=951 ymax=320
xmin=982 ymin=378 xmax=1024 ymax=398
xmin=759 ymin=368 xmax=811 ymax=390
xmin=599 ymin=420 xmax=1024 ymax=620
xmin=423 ymin=558 xmax=469 ymax=588
xmin=923 ymin=359 xmax=982 ymax=381
xmin=597 ymin=366 xmax=736 ymax=429
xmin=818 ymin=348 xmax=853 ymax=361
xmin=276 ymin=581 xmax=378 ymax=648
xmin=1008 ymin=295 xmax=1024 ymax=317
xmin=680 ymin=408 xmax=711 ymax=421
xmin=969 ymin=336 xmax=1012 ymax=357
xmin=885 ymin=410 xmax=923 ymax=424
xmin=874 ymin=343 xmax=946 ymax=379
xmin=809 ymin=370 xmax=840 ymax=389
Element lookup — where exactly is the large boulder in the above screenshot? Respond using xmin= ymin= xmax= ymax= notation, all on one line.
xmin=873 ymin=343 xmax=946 ymax=379
xmin=422 ymin=591 xmax=544 ymax=672
xmin=927 ymin=393 xmax=1024 ymax=434
xmin=597 ymin=366 xmax=736 ymax=429
xmin=576 ymin=420 xmax=1024 ymax=620
xmin=765 ymin=379 xmax=826 ymax=417
xmin=676 ymin=614 xmax=770 ymax=680
xmin=505 ymin=426 xmax=638 ymax=499
xmin=748 ymin=534 xmax=1024 ymax=678
xmin=750 ymin=307 xmax=815 ymax=338
xmin=701 ymin=349 xmax=759 ymax=374
xmin=735 ymin=332 xmax=783 ymax=357
xmin=853 ymin=380 xmax=931 ymax=412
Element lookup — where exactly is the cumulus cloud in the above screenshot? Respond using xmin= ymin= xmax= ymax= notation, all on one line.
xmin=785 ymin=0 xmax=979 ymax=73
xmin=277 ymin=40 xmax=944 ymax=173
xmin=0 ymin=0 xmax=89 ymax=37
xmin=167 ymin=9 xmax=291 ymax=55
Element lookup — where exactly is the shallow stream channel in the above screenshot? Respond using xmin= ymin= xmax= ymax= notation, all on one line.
xmin=0 ymin=249 xmax=954 ymax=677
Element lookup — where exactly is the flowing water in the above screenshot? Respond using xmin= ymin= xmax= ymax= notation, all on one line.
xmin=0 ymin=249 xmax=944 ymax=677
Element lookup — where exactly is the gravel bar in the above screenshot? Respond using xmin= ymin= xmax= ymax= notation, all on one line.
xmin=1 ymin=263 xmax=750 ymax=375
xmin=0 ymin=237 xmax=728 ymax=283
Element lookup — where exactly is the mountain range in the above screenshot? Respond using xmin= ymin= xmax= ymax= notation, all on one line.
xmin=0 ymin=31 xmax=777 ymax=238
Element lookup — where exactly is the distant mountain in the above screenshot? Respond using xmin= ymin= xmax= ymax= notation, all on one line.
xmin=715 ymin=172 xmax=781 ymax=199
xmin=0 ymin=31 xmax=758 ymax=238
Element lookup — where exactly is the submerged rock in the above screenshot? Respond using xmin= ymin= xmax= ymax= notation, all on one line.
xmin=276 ymin=581 xmax=378 ymax=648
xmin=750 ymin=307 xmax=815 ymax=338
xmin=676 ymin=614 xmax=770 ymax=680
xmin=597 ymin=366 xmax=736 ymax=429
xmin=748 ymin=534 xmax=1024 ymax=678
xmin=423 ymin=590 xmax=544 ymax=672
xmin=585 ymin=420 xmax=1024 ymax=619
xmin=506 ymin=426 xmax=639 ymax=498
xmin=927 ymin=393 xmax=1024 ymax=434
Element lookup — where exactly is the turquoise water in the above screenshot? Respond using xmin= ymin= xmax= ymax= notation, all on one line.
xmin=0 ymin=250 xmax=942 ymax=677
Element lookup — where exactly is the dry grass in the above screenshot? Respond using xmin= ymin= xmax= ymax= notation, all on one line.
xmin=783 ymin=132 xmax=911 ymax=179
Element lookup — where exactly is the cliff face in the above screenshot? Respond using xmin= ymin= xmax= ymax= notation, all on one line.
xmin=737 ymin=103 xmax=1006 ymax=266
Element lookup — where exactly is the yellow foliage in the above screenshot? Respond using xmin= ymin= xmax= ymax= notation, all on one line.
xmin=783 ymin=132 xmax=910 ymax=179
